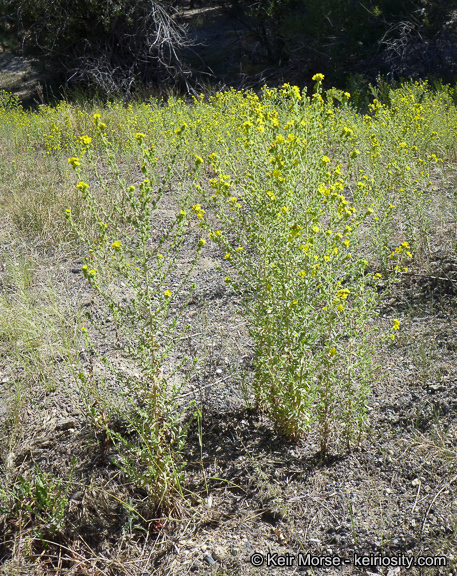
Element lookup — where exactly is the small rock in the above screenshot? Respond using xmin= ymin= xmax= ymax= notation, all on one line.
xmin=56 ymin=418 xmax=78 ymax=431
xmin=203 ymin=554 xmax=216 ymax=565
xmin=230 ymin=547 xmax=240 ymax=556
xmin=215 ymin=368 xmax=223 ymax=375
xmin=212 ymin=546 xmax=226 ymax=562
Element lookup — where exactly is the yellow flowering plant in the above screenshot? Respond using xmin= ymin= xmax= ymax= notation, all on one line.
xmin=199 ymin=80 xmax=381 ymax=452
xmin=66 ymin=117 xmax=204 ymax=509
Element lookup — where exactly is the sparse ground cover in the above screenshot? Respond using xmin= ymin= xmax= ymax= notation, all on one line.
xmin=0 ymin=79 xmax=457 ymax=575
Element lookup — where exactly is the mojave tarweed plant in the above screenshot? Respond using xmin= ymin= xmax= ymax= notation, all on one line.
xmin=66 ymin=118 xmax=203 ymax=509
xmin=343 ymin=90 xmax=442 ymax=266
xmin=198 ymin=79 xmax=381 ymax=451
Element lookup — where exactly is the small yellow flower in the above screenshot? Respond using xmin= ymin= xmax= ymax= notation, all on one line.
xmin=135 ymin=132 xmax=146 ymax=140
xmin=79 ymin=135 xmax=92 ymax=145
xmin=192 ymin=204 xmax=206 ymax=219
xmin=312 ymin=73 xmax=325 ymax=82
xmin=164 ymin=290 xmax=172 ymax=298
xmin=329 ymin=347 xmax=336 ymax=355
xmin=112 ymin=241 xmax=122 ymax=250
xmin=321 ymin=155 xmax=330 ymax=164
xmin=68 ymin=156 xmax=81 ymax=168
xmin=198 ymin=238 xmax=206 ymax=248
xmin=393 ymin=319 xmax=400 ymax=330
xmin=337 ymin=288 xmax=350 ymax=299
xmin=224 ymin=253 xmax=231 ymax=260
xmin=76 ymin=181 xmax=89 ymax=191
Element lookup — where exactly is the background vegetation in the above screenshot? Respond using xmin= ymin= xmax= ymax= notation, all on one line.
xmin=1 ymin=0 xmax=457 ymax=97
